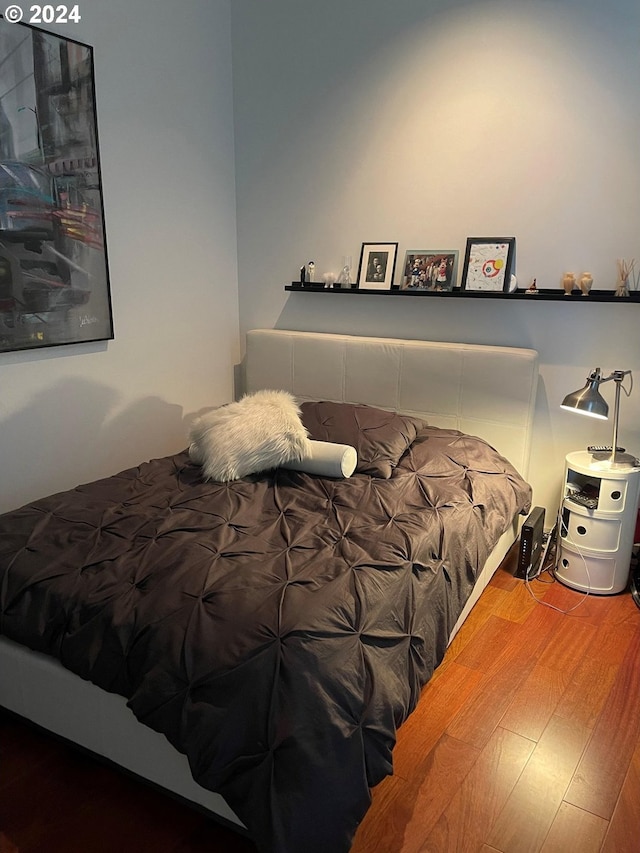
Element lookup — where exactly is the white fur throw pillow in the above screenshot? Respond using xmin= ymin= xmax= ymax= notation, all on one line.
xmin=189 ymin=390 xmax=312 ymax=482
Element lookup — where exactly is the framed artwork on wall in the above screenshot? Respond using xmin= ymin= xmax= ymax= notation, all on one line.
xmin=461 ymin=237 xmax=515 ymax=293
xmin=356 ymin=242 xmax=398 ymax=291
xmin=0 ymin=16 xmax=113 ymax=353
xmin=400 ymin=250 xmax=458 ymax=291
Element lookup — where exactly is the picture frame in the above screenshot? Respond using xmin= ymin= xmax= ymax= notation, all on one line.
xmin=0 ymin=17 xmax=113 ymax=353
xmin=356 ymin=242 xmax=398 ymax=291
xmin=461 ymin=238 xmax=516 ymax=292
xmin=400 ymin=250 xmax=459 ymax=292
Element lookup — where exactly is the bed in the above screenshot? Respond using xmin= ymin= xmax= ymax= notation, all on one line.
xmin=0 ymin=329 xmax=538 ymax=853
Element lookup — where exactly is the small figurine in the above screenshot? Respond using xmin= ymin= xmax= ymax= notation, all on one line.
xmin=579 ymin=272 xmax=593 ymax=296
xmin=323 ymin=272 xmax=336 ymax=289
xmin=525 ymin=277 xmax=538 ymax=294
xmin=562 ymin=272 xmax=577 ymax=296
xmin=299 ymin=265 xmax=306 ymax=285
xmin=307 ymin=261 xmax=315 ymax=283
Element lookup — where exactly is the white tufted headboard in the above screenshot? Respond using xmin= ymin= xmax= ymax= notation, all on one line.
xmin=245 ymin=329 xmax=538 ymax=477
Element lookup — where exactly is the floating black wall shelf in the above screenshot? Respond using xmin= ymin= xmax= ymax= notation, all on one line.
xmin=285 ymin=284 xmax=640 ymax=302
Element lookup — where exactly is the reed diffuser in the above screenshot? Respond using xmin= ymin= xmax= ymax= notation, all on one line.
xmin=615 ymin=258 xmax=635 ymax=297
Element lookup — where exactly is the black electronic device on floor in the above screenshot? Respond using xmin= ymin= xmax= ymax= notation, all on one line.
xmin=516 ymin=506 xmax=545 ymax=579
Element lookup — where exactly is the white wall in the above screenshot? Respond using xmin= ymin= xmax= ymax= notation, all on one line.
xmin=0 ymin=0 xmax=239 ymax=513
xmin=2 ymin=0 xmax=637 ymax=519
xmin=231 ymin=0 xmax=640 ymax=516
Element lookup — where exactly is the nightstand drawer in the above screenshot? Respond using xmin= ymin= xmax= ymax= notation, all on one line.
xmin=556 ymin=543 xmax=619 ymax=594
xmin=561 ymin=504 xmax=622 ymax=552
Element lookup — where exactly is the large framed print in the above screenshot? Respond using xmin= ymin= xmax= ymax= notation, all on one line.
xmin=461 ymin=238 xmax=515 ymax=293
xmin=356 ymin=242 xmax=398 ymax=291
xmin=0 ymin=16 xmax=113 ymax=353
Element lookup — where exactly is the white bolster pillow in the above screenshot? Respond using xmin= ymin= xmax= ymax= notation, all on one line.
xmin=281 ymin=440 xmax=357 ymax=478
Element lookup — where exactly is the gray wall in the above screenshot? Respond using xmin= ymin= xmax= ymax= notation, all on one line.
xmin=231 ymin=0 xmax=640 ymax=514
xmin=0 ymin=0 xmax=239 ymax=513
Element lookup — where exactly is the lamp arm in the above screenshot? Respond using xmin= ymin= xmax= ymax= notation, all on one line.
xmin=611 ymin=380 xmax=622 ymax=465
xmin=599 ymin=369 xmax=632 ymax=385
xmin=609 ymin=371 xmax=632 ymax=465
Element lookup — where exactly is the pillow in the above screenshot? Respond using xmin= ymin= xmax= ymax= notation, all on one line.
xmin=280 ymin=440 xmax=357 ymax=478
xmin=189 ymin=390 xmax=311 ymax=482
xmin=299 ymin=401 xmax=425 ymax=478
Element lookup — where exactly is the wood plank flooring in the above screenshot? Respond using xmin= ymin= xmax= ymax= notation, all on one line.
xmin=351 ymin=544 xmax=640 ymax=853
xmin=1 ymin=543 xmax=639 ymax=852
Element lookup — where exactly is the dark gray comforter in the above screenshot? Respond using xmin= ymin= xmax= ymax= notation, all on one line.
xmin=0 ymin=426 xmax=531 ymax=852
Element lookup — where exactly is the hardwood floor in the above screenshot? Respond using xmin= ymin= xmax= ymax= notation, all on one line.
xmin=351 ymin=544 xmax=640 ymax=853
xmin=1 ymin=544 xmax=639 ymax=852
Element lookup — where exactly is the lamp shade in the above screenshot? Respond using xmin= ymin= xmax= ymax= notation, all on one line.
xmin=560 ymin=371 xmax=609 ymax=420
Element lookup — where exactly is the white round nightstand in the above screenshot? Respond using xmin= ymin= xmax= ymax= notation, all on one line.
xmin=555 ymin=451 xmax=640 ymax=594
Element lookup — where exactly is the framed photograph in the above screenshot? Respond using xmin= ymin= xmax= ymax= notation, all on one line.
xmin=0 ymin=17 xmax=113 ymax=353
xmin=461 ymin=238 xmax=515 ymax=292
xmin=400 ymin=250 xmax=459 ymax=291
xmin=356 ymin=242 xmax=398 ymax=290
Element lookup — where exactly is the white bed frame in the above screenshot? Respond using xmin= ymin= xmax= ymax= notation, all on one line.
xmin=0 ymin=330 xmax=538 ymax=832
